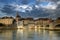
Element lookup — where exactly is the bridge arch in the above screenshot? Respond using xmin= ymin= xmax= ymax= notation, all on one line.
xmin=55 ymin=24 xmax=60 ymax=27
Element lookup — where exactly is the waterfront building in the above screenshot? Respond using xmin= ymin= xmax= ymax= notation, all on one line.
xmin=55 ymin=17 xmax=60 ymax=27
xmin=0 ymin=16 xmax=14 ymax=26
xmin=26 ymin=18 xmax=34 ymax=29
xmin=0 ymin=12 xmax=60 ymax=29
xmin=56 ymin=17 xmax=60 ymax=23
xmin=42 ymin=18 xmax=51 ymax=27
xmin=20 ymin=18 xmax=34 ymax=29
xmin=15 ymin=12 xmax=21 ymax=22
xmin=34 ymin=18 xmax=52 ymax=29
xmin=15 ymin=12 xmax=23 ymax=29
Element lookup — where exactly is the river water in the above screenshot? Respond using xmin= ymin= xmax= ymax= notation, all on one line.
xmin=0 ymin=29 xmax=60 ymax=40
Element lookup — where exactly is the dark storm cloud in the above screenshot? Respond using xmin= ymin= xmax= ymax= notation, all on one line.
xmin=0 ymin=0 xmax=60 ymax=19
xmin=0 ymin=4 xmax=56 ymax=18
xmin=21 ymin=0 xmax=28 ymax=4
xmin=50 ymin=0 xmax=60 ymax=2
xmin=38 ymin=0 xmax=60 ymax=18
xmin=20 ymin=7 xmax=50 ymax=18
xmin=1 ymin=5 xmax=16 ymax=16
xmin=0 ymin=0 xmax=17 ymax=3
xmin=39 ymin=0 xmax=60 ymax=2
xmin=1 ymin=4 xmax=50 ymax=18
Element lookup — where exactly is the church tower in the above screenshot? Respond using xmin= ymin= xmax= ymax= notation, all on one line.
xmin=15 ymin=12 xmax=21 ymax=22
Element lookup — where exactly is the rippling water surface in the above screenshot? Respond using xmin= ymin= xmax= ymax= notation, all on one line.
xmin=0 ymin=29 xmax=60 ymax=40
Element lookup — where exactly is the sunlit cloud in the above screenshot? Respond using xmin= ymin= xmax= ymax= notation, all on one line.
xmin=40 ymin=2 xmax=57 ymax=9
xmin=10 ymin=3 xmax=33 ymax=12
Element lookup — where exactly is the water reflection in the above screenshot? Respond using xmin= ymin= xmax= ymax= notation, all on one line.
xmin=0 ymin=30 xmax=60 ymax=40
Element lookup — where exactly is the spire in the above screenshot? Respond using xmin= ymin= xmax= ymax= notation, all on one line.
xmin=15 ymin=12 xmax=21 ymax=21
xmin=16 ymin=12 xmax=21 ymax=18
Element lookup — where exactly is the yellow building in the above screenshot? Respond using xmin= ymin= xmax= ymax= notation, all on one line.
xmin=56 ymin=17 xmax=60 ymax=23
xmin=55 ymin=17 xmax=60 ymax=27
xmin=0 ymin=16 xmax=14 ymax=26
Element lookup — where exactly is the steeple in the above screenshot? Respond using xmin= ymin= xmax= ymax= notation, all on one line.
xmin=16 ymin=12 xmax=21 ymax=21
xmin=16 ymin=12 xmax=21 ymax=18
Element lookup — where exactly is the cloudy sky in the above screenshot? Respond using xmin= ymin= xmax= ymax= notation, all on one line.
xmin=0 ymin=0 xmax=60 ymax=19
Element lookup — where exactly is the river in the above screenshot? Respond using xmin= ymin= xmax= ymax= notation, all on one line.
xmin=0 ymin=29 xmax=60 ymax=40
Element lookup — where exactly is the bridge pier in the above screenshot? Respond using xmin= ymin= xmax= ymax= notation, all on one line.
xmin=49 ymin=23 xmax=54 ymax=29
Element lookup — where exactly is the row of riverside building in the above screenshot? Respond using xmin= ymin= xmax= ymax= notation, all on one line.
xmin=15 ymin=12 xmax=60 ymax=29
xmin=0 ymin=12 xmax=60 ymax=29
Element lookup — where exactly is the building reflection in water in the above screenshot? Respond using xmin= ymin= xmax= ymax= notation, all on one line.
xmin=0 ymin=30 xmax=60 ymax=40
xmin=0 ymin=30 xmax=14 ymax=40
xmin=49 ymin=31 xmax=60 ymax=40
xmin=16 ymin=29 xmax=24 ymax=40
xmin=12 ymin=30 xmax=17 ymax=40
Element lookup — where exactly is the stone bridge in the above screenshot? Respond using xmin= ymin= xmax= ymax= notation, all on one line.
xmin=53 ymin=23 xmax=60 ymax=27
